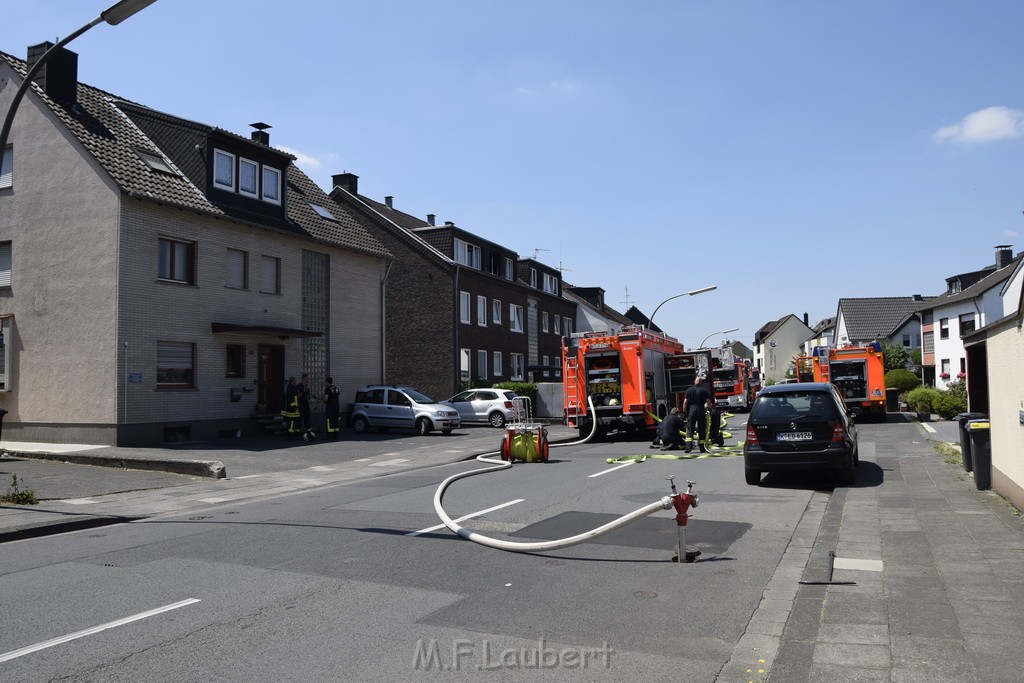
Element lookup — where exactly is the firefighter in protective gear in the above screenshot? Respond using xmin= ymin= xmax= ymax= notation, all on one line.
xmin=682 ymin=375 xmax=712 ymax=453
xmin=281 ymin=377 xmax=301 ymax=437
xmin=296 ymin=373 xmax=315 ymax=441
xmin=324 ymin=377 xmax=341 ymax=440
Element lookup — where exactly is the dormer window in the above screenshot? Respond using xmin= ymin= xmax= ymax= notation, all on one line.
xmin=212 ymin=147 xmax=282 ymax=205
xmin=454 ymin=239 xmax=481 ymax=269
xmin=543 ymin=273 xmax=558 ymax=295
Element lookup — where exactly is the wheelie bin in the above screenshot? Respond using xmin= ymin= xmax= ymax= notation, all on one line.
xmin=966 ymin=420 xmax=991 ymax=490
xmin=955 ymin=412 xmax=986 ymax=472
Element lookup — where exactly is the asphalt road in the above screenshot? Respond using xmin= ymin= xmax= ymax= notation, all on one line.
xmin=0 ymin=418 xmax=912 ymax=681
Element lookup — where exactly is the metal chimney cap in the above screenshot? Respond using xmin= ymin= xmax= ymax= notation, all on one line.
xmin=250 ymin=122 xmax=272 ymax=131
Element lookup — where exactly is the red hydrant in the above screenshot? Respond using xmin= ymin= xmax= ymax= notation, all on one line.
xmin=668 ymin=477 xmax=699 ymax=563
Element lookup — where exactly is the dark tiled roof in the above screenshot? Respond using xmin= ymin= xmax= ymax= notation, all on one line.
xmin=837 ymin=297 xmax=934 ymax=341
xmin=924 ymin=254 xmax=1023 ymax=311
xmin=0 ymin=51 xmax=389 ymax=259
xmin=562 ymin=284 xmax=633 ymax=327
xmin=624 ymin=306 xmax=661 ymax=333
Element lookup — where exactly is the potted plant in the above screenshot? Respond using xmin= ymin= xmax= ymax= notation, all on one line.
xmin=939 ymin=371 xmax=950 ymax=380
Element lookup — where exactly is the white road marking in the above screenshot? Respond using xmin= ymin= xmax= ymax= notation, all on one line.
xmin=407 ymin=499 xmax=525 ymax=537
xmin=0 ymin=598 xmax=201 ymax=663
xmin=200 ymin=497 xmax=230 ymax=503
xmin=308 ymin=466 xmax=336 ymax=472
xmin=232 ymin=474 xmax=262 ymax=480
xmin=921 ymin=423 xmax=937 ymax=433
xmin=353 ymin=457 xmax=372 ymax=462
xmin=369 ymin=458 xmax=410 ymax=467
xmin=589 ymin=462 xmax=634 ymax=478
xmin=63 ymin=499 xmax=98 ymax=505
xmin=833 ymin=557 xmax=884 ymax=572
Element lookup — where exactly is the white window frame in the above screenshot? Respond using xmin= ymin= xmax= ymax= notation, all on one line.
xmin=530 ymin=268 xmax=538 ymax=288
xmin=477 ymin=295 xmax=487 ymax=327
xmin=0 ymin=146 xmax=12 ymax=189
xmin=454 ymin=239 xmax=481 ymax=269
xmin=477 ymin=350 xmax=488 ymax=379
xmin=0 ymin=316 xmax=12 ymax=390
xmin=460 ymin=348 xmax=471 ymax=381
xmin=939 ymin=317 xmax=949 ymax=339
xmin=554 ymin=315 xmax=561 ymax=335
xmin=504 ymin=257 xmax=514 ymax=280
xmin=157 ymin=340 xmax=195 ymax=389
xmin=460 ymin=291 xmax=471 ymax=324
xmin=542 ymin=311 xmax=549 ymax=333
xmin=262 ymin=166 xmax=281 ymax=204
xmin=259 ymin=255 xmax=281 ymax=294
xmin=511 ymin=353 xmax=525 ymax=381
xmin=493 ymin=351 xmax=503 ymax=376
xmin=564 ymin=317 xmax=573 ymax=335
xmin=492 ymin=299 xmax=502 ymax=324
xmin=225 ymin=248 xmax=247 ymax=289
xmin=238 ymin=157 xmax=259 ymax=198
xmin=213 ymin=149 xmax=235 ymax=191
xmin=542 ymin=355 xmax=550 ymax=378
xmin=543 ymin=273 xmax=558 ymax=295
xmin=510 ymin=303 xmax=524 ymax=333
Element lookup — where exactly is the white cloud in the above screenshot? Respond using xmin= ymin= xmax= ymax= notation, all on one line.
xmin=1003 ymin=229 xmax=1019 ymax=238
xmin=514 ymin=79 xmax=586 ymax=97
xmin=276 ymin=145 xmax=321 ymax=168
xmin=934 ymin=106 xmax=1024 ymax=143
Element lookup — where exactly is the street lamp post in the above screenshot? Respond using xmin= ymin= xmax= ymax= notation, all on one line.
xmin=647 ymin=285 xmax=717 ymax=331
xmin=698 ymin=327 xmax=740 ymax=349
xmin=0 ymin=0 xmax=158 ymax=156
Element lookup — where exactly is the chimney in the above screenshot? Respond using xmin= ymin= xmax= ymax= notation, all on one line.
xmin=426 ymin=214 xmax=435 ymax=226
xmin=27 ymin=42 xmax=78 ymax=103
xmin=995 ymin=244 xmax=1013 ymax=269
xmin=384 ymin=196 xmax=393 ymax=209
xmin=803 ymin=312 xmax=809 ymax=326
xmin=913 ymin=294 xmax=923 ymax=302
xmin=444 ymin=221 xmax=455 ymax=227
xmin=332 ymin=172 xmax=358 ymax=194
xmin=249 ymin=122 xmax=271 ymax=145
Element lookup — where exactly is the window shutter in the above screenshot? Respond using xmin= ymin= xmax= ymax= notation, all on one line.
xmin=0 ymin=147 xmax=12 ymax=189
xmin=0 ymin=243 xmax=11 ymax=287
xmin=157 ymin=341 xmax=193 ymax=368
xmin=259 ymin=255 xmax=278 ymax=293
xmin=226 ymin=249 xmax=245 ymax=289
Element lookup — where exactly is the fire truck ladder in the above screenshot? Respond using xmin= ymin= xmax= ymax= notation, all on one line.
xmin=564 ymin=356 xmax=581 ymax=421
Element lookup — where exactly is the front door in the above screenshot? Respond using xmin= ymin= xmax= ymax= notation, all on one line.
xmin=258 ymin=344 xmax=285 ymax=413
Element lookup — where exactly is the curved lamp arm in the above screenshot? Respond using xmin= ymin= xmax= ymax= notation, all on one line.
xmin=648 ymin=285 xmax=717 ymax=330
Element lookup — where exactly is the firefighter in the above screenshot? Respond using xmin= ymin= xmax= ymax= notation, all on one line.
xmin=323 ymin=376 xmax=341 ymax=440
xmin=281 ymin=377 xmax=301 ymax=437
xmin=296 ymin=373 xmax=315 ymax=441
xmin=682 ymin=375 xmax=712 ymax=453
xmin=659 ymin=407 xmax=686 ymax=451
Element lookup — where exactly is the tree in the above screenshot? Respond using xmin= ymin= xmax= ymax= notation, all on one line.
xmin=882 ymin=342 xmax=908 ymax=373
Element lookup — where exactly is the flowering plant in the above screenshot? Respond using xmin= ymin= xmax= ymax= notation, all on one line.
xmin=956 ymin=372 xmax=966 ymax=380
xmin=939 ymin=372 xmax=950 ymax=380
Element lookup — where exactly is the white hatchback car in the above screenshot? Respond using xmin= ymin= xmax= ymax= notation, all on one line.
xmin=442 ymin=389 xmax=522 ymax=428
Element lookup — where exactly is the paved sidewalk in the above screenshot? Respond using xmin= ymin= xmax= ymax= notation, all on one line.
xmin=719 ymin=416 xmax=1024 ymax=682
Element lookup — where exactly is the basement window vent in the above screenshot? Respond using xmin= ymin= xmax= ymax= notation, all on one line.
xmin=135 ymin=148 xmax=179 ymax=176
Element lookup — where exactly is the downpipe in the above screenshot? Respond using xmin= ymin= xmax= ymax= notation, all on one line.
xmin=431 ymin=396 xmax=695 ymax=555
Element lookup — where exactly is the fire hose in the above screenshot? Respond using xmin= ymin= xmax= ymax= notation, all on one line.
xmin=431 ymin=396 xmax=698 ymax=554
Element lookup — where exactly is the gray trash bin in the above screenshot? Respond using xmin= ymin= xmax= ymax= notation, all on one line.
xmin=885 ymin=387 xmax=899 ymax=412
xmin=955 ymin=412 xmax=986 ymax=472
xmin=966 ymin=420 xmax=991 ymax=490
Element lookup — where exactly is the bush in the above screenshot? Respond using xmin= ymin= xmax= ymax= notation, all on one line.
xmin=885 ymin=369 xmax=921 ymax=392
xmin=906 ymin=387 xmax=942 ymax=414
xmin=933 ymin=393 xmax=967 ymax=419
xmin=945 ymin=378 xmax=966 ymax=401
xmin=493 ymin=381 xmax=536 ymax=401
xmin=882 ymin=342 xmax=908 ymax=373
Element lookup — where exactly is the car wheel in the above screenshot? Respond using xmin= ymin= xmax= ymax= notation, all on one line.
xmin=416 ymin=417 xmax=432 ymax=436
xmin=745 ymin=468 xmax=761 ymax=486
xmin=351 ymin=416 xmax=368 ymax=434
xmin=488 ymin=411 xmax=506 ymax=428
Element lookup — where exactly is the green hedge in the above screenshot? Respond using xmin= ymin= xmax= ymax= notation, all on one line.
xmin=885 ymin=369 xmax=921 ymax=392
xmin=933 ymin=393 xmax=967 ymax=420
xmin=492 ymin=382 xmax=537 ymax=401
xmin=906 ymin=386 xmax=943 ymax=413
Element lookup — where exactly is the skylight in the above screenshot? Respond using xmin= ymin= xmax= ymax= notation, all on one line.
xmin=135 ymin=148 xmax=178 ymax=176
xmin=308 ymin=202 xmax=337 ymax=221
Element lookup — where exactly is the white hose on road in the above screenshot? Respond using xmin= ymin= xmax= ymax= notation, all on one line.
xmin=431 ymin=396 xmax=673 ymax=553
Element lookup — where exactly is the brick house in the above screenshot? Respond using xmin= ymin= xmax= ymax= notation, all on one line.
xmin=328 ymin=178 xmax=576 ymax=399
xmin=0 ymin=45 xmax=389 ymax=444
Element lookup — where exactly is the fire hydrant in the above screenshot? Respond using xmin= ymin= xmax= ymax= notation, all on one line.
xmin=668 ymin=477 xmax=700 ymax=563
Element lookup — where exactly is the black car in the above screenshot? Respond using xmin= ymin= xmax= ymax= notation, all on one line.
xmin=743 ymin=382 xmax=859 ymax=486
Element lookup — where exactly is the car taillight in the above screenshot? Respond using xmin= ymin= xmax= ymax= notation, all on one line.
xmin=832 ymin=423 xmax=845 ymax=443
xmin=745 ymin=424 xmax=758 ymax=446
xmin=503 ymin=401 xmax=513 ymax=408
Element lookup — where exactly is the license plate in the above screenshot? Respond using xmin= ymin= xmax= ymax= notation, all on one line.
xmin=777 ymin=431 xmax=812 ymax=441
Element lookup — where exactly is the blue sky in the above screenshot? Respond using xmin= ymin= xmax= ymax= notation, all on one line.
xmin=4 ymin=1 xmax=1022 ymax=349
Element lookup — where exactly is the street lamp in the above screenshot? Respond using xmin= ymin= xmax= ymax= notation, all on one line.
xmin=647 ymin=285 xmax=717 ymax=330
xmin=698 ymin=327 xmax=739 ymax=349
xmin=0 ymin=0 xmax=158 ymax=155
